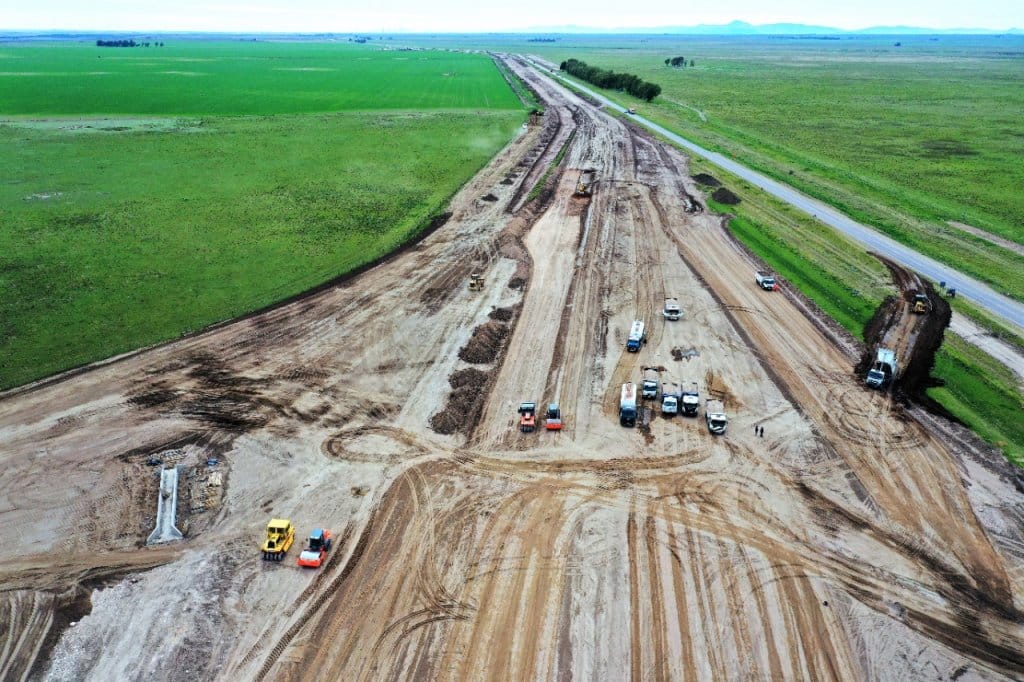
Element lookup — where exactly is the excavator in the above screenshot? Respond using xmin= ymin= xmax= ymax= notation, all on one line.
xmin=912 ymin=293 xmax=930 ymax=314
xmin=261 ymin=518 xmax=295 ymax=561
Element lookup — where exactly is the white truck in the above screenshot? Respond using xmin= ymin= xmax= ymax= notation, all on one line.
xmin=626 ymin=320 xmax=646 ymax=353
xmin=663 ymin=298 xmax=682 ymax=321
xmin=680 ymin=381 xmax=700 ymax=417
xmin=661 ymin=382 xmax=682 ymax=416
xmin=705 ymin=399 xmax=728 ymax=434
xmin=755 ymin=271 xmax=778 ymax=291
xmin=866 ymin=348 xmax=898 ymax=389
xmin=619 ymin=383 xmax=638 ymax=427
xmin=641 ymin=368 xmax=660 ymax=400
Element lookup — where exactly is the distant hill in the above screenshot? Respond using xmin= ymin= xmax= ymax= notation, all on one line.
xmin=523 ymin=21 xmax=1023 ymax=35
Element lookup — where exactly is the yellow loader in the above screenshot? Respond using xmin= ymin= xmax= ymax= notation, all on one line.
xmin=261 ymin=518 xmax=295 ymax=561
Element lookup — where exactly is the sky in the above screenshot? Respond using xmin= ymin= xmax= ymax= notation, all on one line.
xmin=4 ymin=0 xmax=1022 ymax=33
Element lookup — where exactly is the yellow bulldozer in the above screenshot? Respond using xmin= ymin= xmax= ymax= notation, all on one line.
xmin=261 ymin=518 xmax=295 ymax=561
xmin=911 ymin=293 xmax=929 ymax=314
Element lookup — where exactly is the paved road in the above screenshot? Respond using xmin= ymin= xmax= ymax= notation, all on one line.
xmin=527 ymin=60 xmax=1024 ymax=333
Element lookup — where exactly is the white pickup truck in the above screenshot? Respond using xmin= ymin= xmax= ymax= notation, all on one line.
xmin=705 ymin=399 xmax=728 ymax=434
xmin=663 ymin=297 xmax=682 ymax=321
xmin=755 ymin=272 xmax=777 ymax=291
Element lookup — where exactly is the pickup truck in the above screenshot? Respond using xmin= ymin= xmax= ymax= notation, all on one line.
xmin=755 ymin=272 xmax=778 ymax=291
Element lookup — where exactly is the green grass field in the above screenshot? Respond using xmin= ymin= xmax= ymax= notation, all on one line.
xmin=510 ymin=35 xmax=1024 ymax=303
xmin=1 ymin=43 xmax=524 ymax=389
xmin=0 ymin=42 xmax=521 ymax=115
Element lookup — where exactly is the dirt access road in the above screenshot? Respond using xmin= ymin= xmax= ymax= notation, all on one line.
xmin=1 ymin=55 xmax=1022 ymax=681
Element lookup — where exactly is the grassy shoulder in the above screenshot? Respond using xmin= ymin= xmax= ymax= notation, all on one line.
xmin=529 ymin=37 xmax=1024 ymax=303
xmin=0 ymin=110 xmax=524 ymax=389
xmin=689 ymin=160 xmax=1023 ymax=466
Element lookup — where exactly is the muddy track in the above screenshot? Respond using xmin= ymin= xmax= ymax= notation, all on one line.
xmin=0 ymin=54 xmax=1021 ymax=682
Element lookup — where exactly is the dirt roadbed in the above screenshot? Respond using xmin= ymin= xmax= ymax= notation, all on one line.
xmin=0 ymin=55 xmax=1022 ymax=681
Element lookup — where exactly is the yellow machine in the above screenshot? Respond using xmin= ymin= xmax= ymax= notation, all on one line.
xmin=912 ymin=293 xmax=929 ymax=314
xmin=468 ymin=273 xmax=484 ymax=291
xmin=575 ymin=169 xmax=596 ymax=197
xmin=261 ymin=518 xmax=295 ymax=561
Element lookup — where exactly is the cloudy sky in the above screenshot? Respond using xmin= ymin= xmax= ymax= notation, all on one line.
xmin=5 ymin=0 xmax=1022 ymax=32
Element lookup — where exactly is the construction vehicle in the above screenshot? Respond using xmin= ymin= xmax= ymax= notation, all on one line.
xmin=626 ymin=108 xmax=636 ymax=115
xmin=663 ymin=298 xmax=682 ymax=321
xmin=680 ymin=381 xmax=700 ymax=417
xmin=705 ymin=400 xmax=728 ymax=435
xmin=912 ymin=293 xmax=929 ymax=314
xmin=468 ymin=273 xmax=484 ymax=291
xmin=575 ymin=169 xmax=596 ymax=196
xmin=545 ymin=403 xmax=563 ymax=430
xmin=661 ymin=382 xmax=682 ymax=416
xmin=626 ymin=320 xmax=646 ymax=352
xmin=261 ymin=518 xmax=295 ymax=561
xmin=866 ymin=348 xmax=898 ymax=389
xmin=518 ymin=402 xmax=537 ymax=432
xmin=641 ymin=368 xmax=660 ymax=400
xmin=619 ymin=383 xmax=638 ymax=427
xmin=755 ymin=272 xmax=778 ymax=291
xmin=297 ymin=528 xmax=333 ymax=568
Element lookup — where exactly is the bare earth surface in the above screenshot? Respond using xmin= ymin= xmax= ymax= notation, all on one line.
xmin=1 ymin=56 xmax=1023 ymax=682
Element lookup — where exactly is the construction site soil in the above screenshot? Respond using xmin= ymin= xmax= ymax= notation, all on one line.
xmin=1 ymin=55 xmax=1022 ymax=681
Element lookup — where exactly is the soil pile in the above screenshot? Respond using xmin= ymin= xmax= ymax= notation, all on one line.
xmin=429 ymin=368 xmax=490 ymax=435
xmin=458 ymin=321 xmax=510 ymax=364
xmin=692 ymin=173 xmax=721 ymax=187
xmin=711 ymin=187 xmax=740 ymax=205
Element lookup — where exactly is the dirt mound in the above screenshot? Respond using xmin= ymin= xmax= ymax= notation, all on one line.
xmin=508 ymin=276 xmax=526 ymax=290
xmin=692 ymin=173 xmax=721 ymax=187
xmin=711 ymin=187 xmax=740 ymax=205
xmin=481 ymin=193 xmax=498 ymax=202
xmin=429 ymin=369 xmax=491 ymax=435
xmin=488 ymin=307 xmax=515 ymax=322
xmin=458 ymin=321 xmax=510 ymax=364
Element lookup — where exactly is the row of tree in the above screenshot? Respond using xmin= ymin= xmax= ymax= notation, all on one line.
xmin=95 ymin=40 xmax=165 ymax=47
xmin=665 ymin=56 xmax=695 ymax=67
xmin=559 ymin=59 xmax=662 ymax=102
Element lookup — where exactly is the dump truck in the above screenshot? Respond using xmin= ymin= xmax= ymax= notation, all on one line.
xmin=619 ymin=383 xmax=638 ymax=427
xmin=912 ymin=293 xmax=929 ymax=314
xmin=705 ymin=400 xmax=728 ymax=435
xmin=468 ymin=273 xmax=484 ymax=291
xmin=262 ymin=518 xmax=295 ymax=561
xmin=663 ymin=298 xmax=682 ymax=321
xmin=661 ymin=382 xmax=682 ymax=416
xmin=641 ymin=368 xmax=660 ymax=400
xmin=297 ymin=528 xmax=333 ymax=568
xmin=680 ymin=381 xmax=700 ymax=417
xmin=626 ymin=320 xmax=646 ymax=352
xmin=576 ymin=169 xmax=596 ymax=196
xmin=545 ymin=403 xmax=563 ymax=431
xmin=518 ymin=402 xmax=537 ymax=432
xmin=755 ymin=272 xmax=778 ymax=291
xmin=866 ymin=348 xmax=897 ymax=389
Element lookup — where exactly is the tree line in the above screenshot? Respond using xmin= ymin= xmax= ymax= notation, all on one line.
xmin=96 ymin=40 xmax=165 ymax=48
xmin=665 ymin=56 xmax=695 ymax=67
xmin=559 ymin=59 xmax=662 ymax=102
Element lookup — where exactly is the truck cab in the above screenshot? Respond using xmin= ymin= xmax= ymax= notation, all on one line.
xmin=705 ymin=400 xmax=728 ymax=434
xmin=680 ymin=382 xmax=700 ymax=416
xmin=626 ymin=320 xmax=646 ymax=352
xmin=663 ymin=298 xmax=682 ymax=321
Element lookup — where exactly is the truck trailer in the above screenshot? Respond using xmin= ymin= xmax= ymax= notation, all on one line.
xmin=619 ymin=383 xmax=638 ymax=427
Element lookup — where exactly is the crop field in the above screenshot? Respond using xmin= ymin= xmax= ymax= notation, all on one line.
xmin=480 ymin=35 xmax=1024 ymax=303
xmin=0 ymin=42 xmax=522 ymax=114
xmin=0 ymin=44 xmax=524 ymax=389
